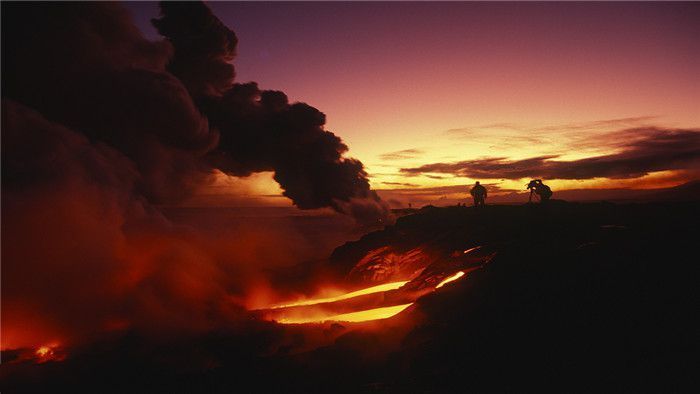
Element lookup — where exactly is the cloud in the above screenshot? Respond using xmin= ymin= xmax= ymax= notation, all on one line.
xmin=3 ymin=1 xmax=389 ymax=223
xmin=445 ymin=123 xmax=520 ymax=135
xmin=446 ymin=116 xmax=659 ymax=136
xmin=1 ymin=1 xmax=390 ymax=348
xmin=443 ymin=117 xmax=663 ymax=155
xmin=379 ymin=148 xmax=425 ymax=161
xmin=2 ymin=2 xmax=215 ymax=203
xmin=153 ymin=3 xmax=391 ymax=224
xmin=152 ymin=2 xmax=238 ymax=98
xmin=531 ymin=116 xmax=659 ymax=133
xmin=2 ymin=99 xmax=346 ymax=348
xmin=381 ymin=182 xmax=420 ymax=187
xmin=402 ymin=127 xmax=700 ymax=180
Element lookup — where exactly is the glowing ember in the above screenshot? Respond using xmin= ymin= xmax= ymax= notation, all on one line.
xmin=463 ymin=246 xmax=481 ymax=254
xmin=436 ymin=271 xmax=465 ymax=289
xmin=270 ymin=281 xmax=409 ymax=309
xmin=278 ymin=303 xmax=414 ymax=324
xmin=36 ymin=346 xmax=52 ymax=357
xmin=33 ymin=344 xmax=65 ymax=362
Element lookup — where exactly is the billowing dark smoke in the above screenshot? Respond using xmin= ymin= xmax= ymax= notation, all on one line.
xmin=152 ymin=2 xmax=238 ymax=98
xmin=2 ymin=2 xmax=217 ymax=203
xmin=2 ymin=1 xmax=390 ymax=222
xmin=152 ymin=2 xmax=390 ymax=222
xmin=1 ymin=1 xmax=389 ymax=348
xmin=206 ymin=84 xmax=386 ymax=216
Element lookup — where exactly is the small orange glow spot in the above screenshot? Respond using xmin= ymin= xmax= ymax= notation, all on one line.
xmin=33 ymin=343 xmax=65 ymax=363
xmin=279 ymin=303 xmax=414 ymax=324
xmin=32 ymin=342 xmax=66 ymax=362
xmin=436 ymin=271 xmax=465 ymax=289
xmin=269 ymin=281 xmax=409 ymax=309
xmin=463 ymin=246 xmax=481 ymax=254
xmin=36 ymin=346 xmax=53 ymax=357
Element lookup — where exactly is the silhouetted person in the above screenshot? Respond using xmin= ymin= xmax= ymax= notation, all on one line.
xmin=526 ymin=179 xmax=552 ymax=203
xmin=537 ymin=180 xmax=552 ymax=201
xmin=470 ymin=181 xmax=487 ymax=207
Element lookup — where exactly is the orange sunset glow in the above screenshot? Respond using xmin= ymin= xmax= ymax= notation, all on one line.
xmin=131 ymin=1 xmax=699 ymax=208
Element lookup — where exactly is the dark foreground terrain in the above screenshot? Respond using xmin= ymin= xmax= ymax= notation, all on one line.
xmin=2 ymin=201 xmax=698 ymax=392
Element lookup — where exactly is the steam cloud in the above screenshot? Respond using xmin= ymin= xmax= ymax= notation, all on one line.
xmin=1 ymin=1 xmax=388 ymax=348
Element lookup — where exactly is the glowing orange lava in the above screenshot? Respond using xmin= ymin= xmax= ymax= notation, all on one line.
xmin=33 ymin=343 xmax=65 ymax=363
xmin=36 ymin=346 xmax=52 ymax=357
xmin=436 ymin=271 xmax=465 ymax=289
xmin=269 ymin=281 xmax=409 ymax=309
xmin=266 ymin=268 xmax=469 ymax=324
xmin=278 ymin=303 xmax=414 ymax=324
xmin=463 ymin=246 xmax=481 ymax=254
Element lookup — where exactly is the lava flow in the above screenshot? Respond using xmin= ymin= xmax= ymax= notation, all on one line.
xmin=255 ymin=244 xmax=494 ymax=325
xmin=256 ymin=280 xmax=414 ymax=324
xmin=277 ymin=303 xmax=415 ymax=324
xmin=259 ymin=270 xmax=470 ymax=324
xmin=269 ymin=281 xmax=409 ymax=309
xmin=436 ymin=271 xmax=465 ymax=288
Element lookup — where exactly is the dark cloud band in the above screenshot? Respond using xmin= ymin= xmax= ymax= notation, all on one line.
xmin=402 ymin=128 xmax=700 ymax=180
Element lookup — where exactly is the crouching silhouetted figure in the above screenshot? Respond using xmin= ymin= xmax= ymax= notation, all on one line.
xmin=526 ymin=179 xmax=552 ymax=203
xmin=470 ymin=181 xmax=487 ymax=207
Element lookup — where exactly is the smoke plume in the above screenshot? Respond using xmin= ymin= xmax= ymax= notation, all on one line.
xmin=1 ymin=1 xmax=389 ymax=348
xmin=152 ymin=2 xmax=390 ymax=222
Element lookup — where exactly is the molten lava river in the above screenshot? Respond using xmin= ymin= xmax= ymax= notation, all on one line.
xmin=261 ymin=274 xmax=468 ymax=324
xmin=254 ymin=246 xmax=494 ymax=325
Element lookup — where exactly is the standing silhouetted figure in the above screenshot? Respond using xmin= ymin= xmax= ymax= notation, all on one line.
xmin=526 ymin=179 xmax=552 ymax=203
xmin=470 ymin=181 xmax=487 ymax=207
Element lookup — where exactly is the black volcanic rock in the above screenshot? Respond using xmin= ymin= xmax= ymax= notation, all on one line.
xmin=302 ymin=201 xmax=698 ymax=391
xmin=330 ymin=202 xmax=619 ymax=280
xmin=2 ymin=202 xmax=697 ymax=392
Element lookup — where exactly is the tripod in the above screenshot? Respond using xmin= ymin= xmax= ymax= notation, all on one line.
xmin=528 ymin=188 xmax=541 ymax=203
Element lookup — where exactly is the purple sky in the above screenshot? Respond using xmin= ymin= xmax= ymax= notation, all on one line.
xmin=123 ymin=1 xmax=700 ymax=199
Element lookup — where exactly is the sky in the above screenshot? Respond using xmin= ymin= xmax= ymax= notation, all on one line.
xmin=125 ymin=1 xmax=700 ymax=206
